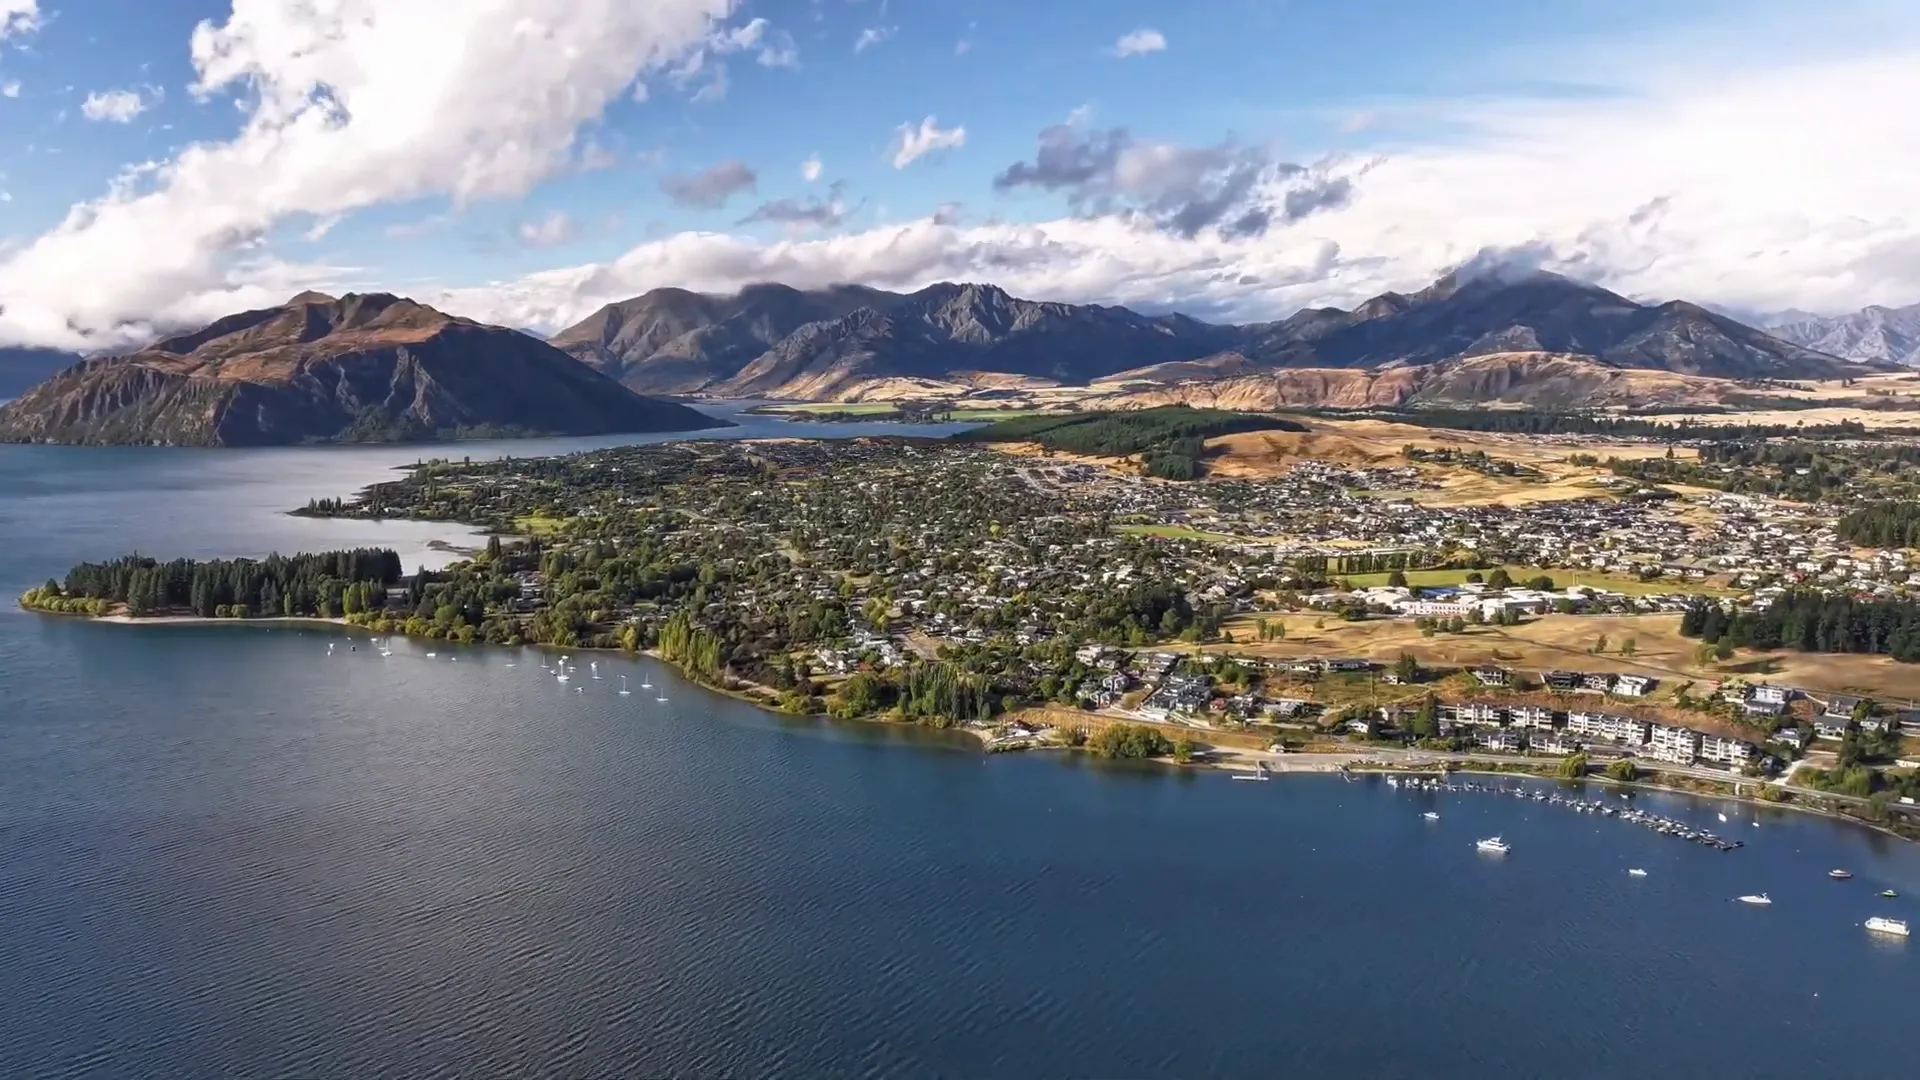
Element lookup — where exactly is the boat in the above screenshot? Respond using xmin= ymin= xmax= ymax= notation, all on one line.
xmin=1830 ymin=869 xmax=1853 ymax=880
xmin=1882 ymin=890 xmax=1899 ymax=899
xmin=1423 ymin=811 xmax=1440 ymax=821
xmin=1718 ymin=813 xmax=1728 ymax=823
xmin=1476 ymin=837 xmax=1510 ymax=854
xmin=619 ymin=676 xmax=632 ymax=696
xmin=1737 ymin=894 xmax=1772 ymax=905
xmin=556 ymin=673 xmax=570 ymax=683
xmin=656 ymin=695 xmax=668 ymax=703
xmin=1865 ymin=916 xmax=1910 ymax=937
xmin=425 ymin=651 xmax=436 ymax=658
xmin=1628 ymin=868 xmax=1648 ymax=877
xmin=641 ymin=679 xmax=653 ymax=689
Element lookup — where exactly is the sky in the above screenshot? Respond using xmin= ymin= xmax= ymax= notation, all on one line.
xmin=1 ymin=0 xmax=1918 ymax=350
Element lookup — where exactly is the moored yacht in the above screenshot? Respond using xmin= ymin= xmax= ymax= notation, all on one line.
xmin=1830 ymin=869 xmax=1853 ymax=880
xmin=1865 ymin=916 xmax=1909 ymax=937
xmin=1476 ymin=836 xmax=1510 ymax=854
xmin=1737 ymin=893 xmax=1772 ymax=905
xmin=1628 ymin=868 xmax=1648 ymax=877
xmin=1423 ymin=811 xmax=1440 ymax=821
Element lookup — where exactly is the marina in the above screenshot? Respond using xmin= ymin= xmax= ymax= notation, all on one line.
xmin=1380 ymin=774 xmax=1747 ymax=851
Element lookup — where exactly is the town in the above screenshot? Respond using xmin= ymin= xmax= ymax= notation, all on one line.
xmin=36 ymin=418 xmax=1920 ymax=833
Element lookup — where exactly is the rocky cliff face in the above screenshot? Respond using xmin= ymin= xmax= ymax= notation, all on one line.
xmin=0 ymin=293 xmax=728 ymax=446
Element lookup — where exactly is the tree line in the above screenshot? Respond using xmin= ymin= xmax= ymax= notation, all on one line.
xmin=1681 ymin=593 xmax=1920 ymax=663
xmin=36 ymin=550 xmax=404 ymax=619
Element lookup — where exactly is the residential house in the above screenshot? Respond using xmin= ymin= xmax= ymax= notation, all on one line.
xmin=1612 ymin=675 xmax=1653 ymax=698
xmin=1824 ymin=693 xmax=1864 ymax=720
xmin=1472 ymin=665 xmax=1512 ymax=688
xmin=1543 ymin=670 xmax=1580 ymax=692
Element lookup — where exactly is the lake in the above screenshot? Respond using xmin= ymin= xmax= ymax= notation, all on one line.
xmin=1 ymin=404 xmax=1915 ymax=1078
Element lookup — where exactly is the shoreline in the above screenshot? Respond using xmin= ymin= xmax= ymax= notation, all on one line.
xmin=28 ymin=606 xmax=1914 ymax=838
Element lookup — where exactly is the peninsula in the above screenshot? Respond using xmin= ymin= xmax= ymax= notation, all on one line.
xmin=22 ymin=406 xmax=1920 ymax=835
xmin=0 ymin=292 xmax=727 ymax=446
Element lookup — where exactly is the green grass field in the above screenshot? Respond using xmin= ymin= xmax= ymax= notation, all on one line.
xmin=513 ymin=513 xmax=568 ymax=536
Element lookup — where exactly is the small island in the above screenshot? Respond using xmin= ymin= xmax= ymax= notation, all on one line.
xmin=23 ymin=409 xmax=1920 ymax=835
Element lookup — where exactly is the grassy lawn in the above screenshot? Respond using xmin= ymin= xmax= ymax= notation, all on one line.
xmin=513 ymin=513 xmax=568 ymax=536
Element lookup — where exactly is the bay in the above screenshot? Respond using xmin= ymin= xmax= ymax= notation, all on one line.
xmin=1 ymin=404 xmax=1915 ymax=1078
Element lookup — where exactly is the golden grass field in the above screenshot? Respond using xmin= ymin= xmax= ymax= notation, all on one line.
xmin=1200 ymin=419 xmax=1695 ymax=508
xmin=1197 ymin=612 xmax=1920 ymax=702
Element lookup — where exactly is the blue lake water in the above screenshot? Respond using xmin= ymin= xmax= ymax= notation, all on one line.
xmin=1 ymin=405 xmax=1916 ymax=1078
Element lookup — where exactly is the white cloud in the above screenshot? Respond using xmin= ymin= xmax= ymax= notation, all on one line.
xmin=0 ymin=0 xmax=39 ymax=42
xmin=1113 ymin=29 xmax=1166 ymax=59
xmin=0 ymin=0 xmax=735 ymax=349
xmin=516 ymin=211 xmax=578 ymax=248
xmin=854 ymin=26 xmax=894 ymax=54
xmin=81 ymin=88 xmax=157 ymax=124
xmin=801 ymin=154 xmax=823 ymax=182
xmin=1 ymin=79 xmax=19 ymax=99
xmin=890 ymin=116 xmax=966 ymax=170
xmin=431 ymin=42 xmax=1920 ymax=331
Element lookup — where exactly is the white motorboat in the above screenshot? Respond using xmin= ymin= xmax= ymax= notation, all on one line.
xmin=1830 ymin=869 xmax=1853 ymax=880
xmin=1717 ymin=813 xmax=1728 ymax=823
xmin=1865 ymin=916 xmax=1910 ymax=937
xmin=1737 ymin=894 xmax=1772 ymax=905
xmin=1476 ymin=837 xmax=1510 ymax=854
xmin=1628 ymin=868 xmax=1648 ymax=877
xmin=1423 ymin=811 xmax=1440 ymax=821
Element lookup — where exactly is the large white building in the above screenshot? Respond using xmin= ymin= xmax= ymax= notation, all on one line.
xmin=1647 ymin=724 xmax=1702 ymax=764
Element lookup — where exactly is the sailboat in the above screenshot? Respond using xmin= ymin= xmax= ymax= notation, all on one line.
xmin=640 ymin=677 xmax=653 ymax=689
xmin=591 ymin=661 xmax=602 ymax=680
xmin=619 ymin=676 xmax=632 ymax=696
xmin=656 ymin=694 xmax=669 ymax=703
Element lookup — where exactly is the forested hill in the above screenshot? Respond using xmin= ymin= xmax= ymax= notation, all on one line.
xmin=956 ymin=406 xmax=1308 ymax=479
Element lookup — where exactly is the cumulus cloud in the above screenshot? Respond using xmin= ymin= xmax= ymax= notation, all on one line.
xmin=800 ymin=154 xmax=823 ymax=182
xmin=1113 ymin=29 xmax=1166 ymax=58
xmin=854 ymin=26 xmax=894 ymax=53
xmin=424 ymin=40 xmax=1920 ymax=333
xmin=891 ymin=116 xmax=966 ymax=169
xmin=1 ymin=0 xmax=38 ymax=41
xmin=660 ymin=160 xmax=758 ymax=209
xmin=993 ymin=122 xmax=1351 ymax=238
xmin=81 ymin=87 xmax=158 ymax=123
xmin=1 ymin=80 xmax=19 ymax=99
xmin=0 ymin=0 xmax=735 ymax=349
xmin=516 ymin=211 xmax=579 ymax=248
xmin=739 ymin=183 xmax=854 ymax=232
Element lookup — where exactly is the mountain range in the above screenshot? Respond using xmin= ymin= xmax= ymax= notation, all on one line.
xmin=0 ymin=292 xmax=726 ymax=447
xmin=1766 ymin=303 xmax=1920 ymax=368
xmin=550 ymin=271 xmax=1863 ymax=401
xmin=0 ymin=347 xmax=86 ymax=400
